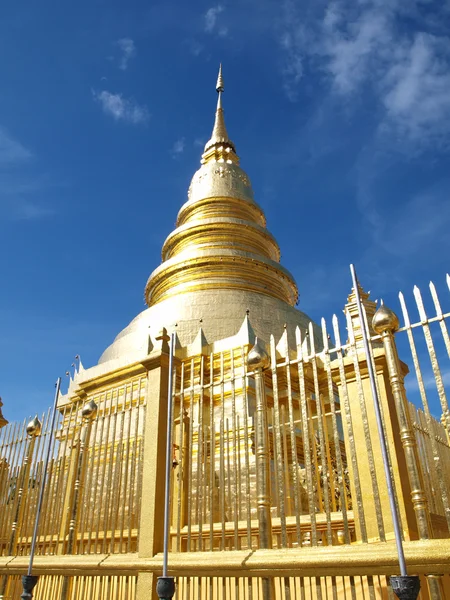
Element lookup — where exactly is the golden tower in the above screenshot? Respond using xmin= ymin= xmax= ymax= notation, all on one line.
xmin=98 ymin=65 xmax=316 ymax=366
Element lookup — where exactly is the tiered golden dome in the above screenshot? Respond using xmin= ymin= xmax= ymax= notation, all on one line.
xmin=145 ymin=66 xmax=298 ymax=308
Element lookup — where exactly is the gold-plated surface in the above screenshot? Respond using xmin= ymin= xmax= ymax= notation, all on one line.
xmin=144 ymin=67 xmax=298 ymax=309
xmin=26 ymin=415 xmax=42 ymax=437
xmin=372 ymin=305 xmax=400 ymax=335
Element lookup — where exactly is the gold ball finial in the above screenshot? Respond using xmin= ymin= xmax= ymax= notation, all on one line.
xmin=247 ymin=337 xmax=270 ymax=370
xmin=372 ymin=305 xmax=400 ymax=334
xmin=81 ymin=399 xmax=98 ymax=420
xmin=26 ymin=415 xmax=42 ymax=437
xmin=216 ymin=63 xmax=224 ymax=93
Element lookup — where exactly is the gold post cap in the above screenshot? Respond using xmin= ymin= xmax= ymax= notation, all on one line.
xmin=81 ymin=399 xmax=98 ymax=420
xmin=247 ymin=337 xmax=270 ymax=370
xmin=26 ymin=415 xmax=42 ymax=437
xmin=372 ymin=305 xmax=400 ymax=334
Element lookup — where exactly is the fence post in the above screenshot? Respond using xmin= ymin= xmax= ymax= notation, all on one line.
xmin=136 ymin=328 xmax=172 ymax=600
xmin=0 ymin=416 xmax=41 ymax=600
xmin=247 ymin=338 xmax=274 ymax=600
xmin=60 ymin=398 xmax=97 ymax=600
xmin=373 ymin=304 xmax=445 ymax=600
xmin=331 ymin=287 xmax=417 ymax=544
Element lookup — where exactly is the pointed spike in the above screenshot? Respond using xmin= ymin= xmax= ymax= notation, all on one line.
xmin=269 ymin=334 xmax=277 ymax=369
xmin=275 ymin=327 xmax=289 ymax=357
xmin=283 ymin=324 xmax=291 ymax=358
xmin=237 ymin=313 xmax=256 ymax=345
xmin=308 ymin=321 xmax=316 ymax=355
xmin=321 ymin=318 xmax=329 ymax=351
xmin=295 ymin=326 xmax=303 ymax=360
xmin=413 ymin=285 xmax=428 ymax=322
xmin=332 ymin=314 xmax=342 ymax=349
xmin=345 ymin=309 xmax=356 ymax=345
xmin=173 ymin=332 xmax=182 ymax=349
xmin=429 ymin=281 xmax=443 ymax=318
xmin=398 ymin=292 xmax=410 ymax=327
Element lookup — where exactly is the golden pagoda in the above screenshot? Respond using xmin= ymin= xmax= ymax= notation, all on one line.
xmin=98 ymin=64 xmax=314 ymax=367
xmin=0 ymin=67 xmax=450 ymax=600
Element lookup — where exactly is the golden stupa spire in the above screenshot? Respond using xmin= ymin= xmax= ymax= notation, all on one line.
xmin=202 ymin=64 xmax=238 ymax=164
xmin=144 ymin=67 xmax=298 ymax=308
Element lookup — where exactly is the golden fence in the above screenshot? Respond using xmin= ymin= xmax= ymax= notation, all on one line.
xmin=0 ymin=276 xmax=449 ymax=600
xmin=0 ymin=376 xmax=146 ymax=560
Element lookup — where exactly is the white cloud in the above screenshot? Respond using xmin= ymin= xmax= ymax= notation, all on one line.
xmin=205 ymin=5 xmax=225 ymax=35
xmin=278 ymin=0 xmax=450 ymax=146
xmin=117 ymin=38 xmax=136 ymax=70
xmin=0 ymin=127 xmax=32 ymax=165
xmin=93 ymin=90 xmax=149 ymax=125
xmin=171 ymin=137 xmax=186 ymax=157
xmin=382 ymin=33 xmax=450 ymax=144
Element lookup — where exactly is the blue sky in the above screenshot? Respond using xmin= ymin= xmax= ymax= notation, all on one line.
xmin=1 ymin=0 xmax=449 ymax=422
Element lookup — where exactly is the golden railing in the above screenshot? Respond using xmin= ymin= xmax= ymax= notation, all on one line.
xmin=0 ymin=275 xmax=449 ymax=599
xmin=0 ymin=376 xmax=146 ymax=561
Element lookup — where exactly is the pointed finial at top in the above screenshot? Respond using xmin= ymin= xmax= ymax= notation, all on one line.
xmin=202 ymin=64 xmax=237 ymax=162
xmin=216 ymin=63 xmax=224 ymax=93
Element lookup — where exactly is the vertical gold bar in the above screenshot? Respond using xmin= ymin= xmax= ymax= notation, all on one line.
xmin=95 ymin=391 xmax=113 ymax=553
xmin=86 ymin=396 xmax=106 ymax=554
xmin=219 ymin=416 xmax=226 ymax=550
xmin=198 ymin=355 xmax=205 ymax=550
xmin=241 ymin=347 xmax=252 ymax=550
xmin=345 ymin=311 xmax=385 ymax=541
xmin=110 ymin=396 xmax=126 ymax=554
xmin=208 ymin=353 xmax=215 ymax=551
xmin=20 ymin=410 xmax=47 ymax=553
xmin=102 ymin=387 xmax=121 ymax=554
xmin=132 ymin=378 xmax=145 ymax=551
xmin=281 ymin=405 xmax=292 ymax=519
xmin=119 ymin=383 xmax=132 ymax=553
xmin=209 ymin=407 xmax=215 ymax=552
xmin=177 ymin=362 xmax=185 ymax=552
xmin=79 ymin=403 xmax=100 ymax=553
xmin=332 ymin=315 xmax=367 ymax=542
xmin=230 ymin=350 xmax=240 ymax=550
xmin=5 ymin=423 xmax=39 ymax=555
xmin=413 ymin=285 xmax=450 ymax=441
xmin=294 ymin=326 xmax=317 ymax=546
xmin=225 ymin=419 xmax=232 ymax=545
xmin=187 ymin=359 xmax=195 ymax=551
xmin=321 ymin=319 xmax=351 ymax=544
xmin=270 ymin=334 xmax=287 ymax=548
xmin=374 ymin=303 xmax=445 ymax=599
xmin=247 ymin=340 xmax=275 ymax=600
xmin=236 ymin=413 xmax=242 ymax=547
xmin=308 ymin=322 xmax=332 ymax=546
xmin=54 ymin=404 xmax=78 ymax=555
xmin=44 ymin=409 xmax=67 ymax=554
xmin=61 ymin=400 xmax=97 ymax=600
xmin=283 ymin=330 xmax=302 ymax=546
xmin=0 ymin=420 xmax=19 ymax=548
